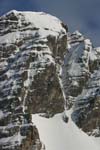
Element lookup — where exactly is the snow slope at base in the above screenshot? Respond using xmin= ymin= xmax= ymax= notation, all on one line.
xmin=92 ymin=137 xmax=100 ymax=147
xmin=32 ymin=111 xmax=100 ymax=150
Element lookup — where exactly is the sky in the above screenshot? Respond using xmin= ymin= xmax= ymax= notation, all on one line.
xmin=0 ymin=0 xmax=100 ymax=46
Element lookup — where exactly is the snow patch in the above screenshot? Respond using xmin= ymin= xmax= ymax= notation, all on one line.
xmin=32 ymin=111 xmax=100 ymax=150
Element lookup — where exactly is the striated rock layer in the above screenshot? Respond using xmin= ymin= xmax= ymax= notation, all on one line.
xmin=0 ymin=10 xmax=67 ymax=150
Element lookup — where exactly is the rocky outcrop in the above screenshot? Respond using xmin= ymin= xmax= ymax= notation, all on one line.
xmin=63 ymin=31 xmax=100 ymax=137
xmin=0 ymin=10 xmax=67 ymax=149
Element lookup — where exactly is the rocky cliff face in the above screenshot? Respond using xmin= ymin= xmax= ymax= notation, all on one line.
xmin=0 ymin=10 xmax=67 ymax=150
xmin=63 ymin=31 xmax=100 ymax=137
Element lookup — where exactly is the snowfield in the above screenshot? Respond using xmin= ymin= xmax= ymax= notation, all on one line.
xmin=32 ymin=110 xmax=100 ymax=150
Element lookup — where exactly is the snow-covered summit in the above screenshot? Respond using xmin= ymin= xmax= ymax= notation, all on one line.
xmin=1 ymin=10 xmax=66 ymax=33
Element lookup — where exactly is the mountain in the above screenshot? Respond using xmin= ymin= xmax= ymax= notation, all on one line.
xmin=63 ymin=30 xmax=100 ymax=137
xmin=0 ymin=10 xmax=67 ymax=150
xmin=0 ymin=10 xmax=100 ymax=150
